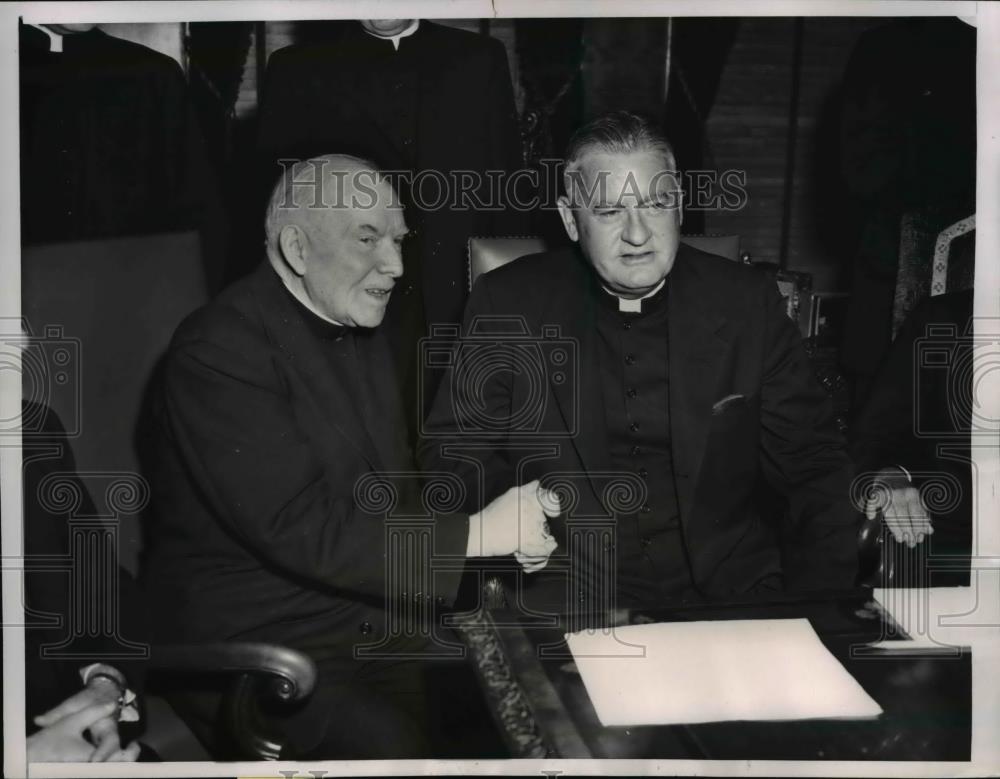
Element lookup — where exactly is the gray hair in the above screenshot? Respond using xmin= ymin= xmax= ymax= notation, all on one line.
xmin=263 ymin=153 xmax=382 ymax=254
xmin=563 ymin=111 xmax=678 ymax=193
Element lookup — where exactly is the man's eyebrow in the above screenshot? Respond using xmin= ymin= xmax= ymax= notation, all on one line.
xmin=592 ymin=192 xmax=671 ymax=209
xmin=356 ymin=223 xmax=380 ymax=234
xmin=637 ymin=191 xmax=671 ymax=207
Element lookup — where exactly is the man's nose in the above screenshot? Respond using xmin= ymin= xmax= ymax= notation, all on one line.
xmin=622 ymin=208 xmax=651 ymax=245
xmin=379 ymin=243 xmax=405 ymax=278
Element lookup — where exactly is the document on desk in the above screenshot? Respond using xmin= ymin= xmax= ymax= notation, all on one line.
xmin=566 ymin=618 xmax=882 ymax=727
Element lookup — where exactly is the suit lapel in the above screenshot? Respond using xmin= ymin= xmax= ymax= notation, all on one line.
xmin=667 ymin=250 xmax=732 ymax=526
xmin=250 ymin=266 xmax=384 ymax=470
xmin=546 ymin=254 xmax=613 ymax=493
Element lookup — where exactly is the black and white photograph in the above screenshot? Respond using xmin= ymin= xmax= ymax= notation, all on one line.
xmin=2 ymin=1 xmax=998 ymax=776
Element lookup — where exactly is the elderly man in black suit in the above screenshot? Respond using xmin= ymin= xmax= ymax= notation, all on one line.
xmin=420 ymin=112 xmax=860 ymax=618
xmin=143 ymin=154 xmax=557 ymax=758
xmin=258 ymin=19 xmax=528 ymax=431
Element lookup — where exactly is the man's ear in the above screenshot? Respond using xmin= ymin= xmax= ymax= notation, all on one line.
xmin=556 ymin=195 xmax=579 ymax=242
xmin=278 ymin=224 xmax=308 ymax=276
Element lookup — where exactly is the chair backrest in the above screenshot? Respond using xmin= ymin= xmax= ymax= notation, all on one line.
xmin=467 ymin=236 xmax=548 ymax=290
xmin=467 ymin=234 xmax=742 ymax=290
xmin=21 ymin=230 xmax=210 ymax=573
xmin=893 ymin=211 xmax=975 ymax=338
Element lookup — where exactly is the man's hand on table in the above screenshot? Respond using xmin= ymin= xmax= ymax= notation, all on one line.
xmin=469 ymin=479 xmax=560 ymax=572
xmin=866 ymin=466 xmax=934 ymax=548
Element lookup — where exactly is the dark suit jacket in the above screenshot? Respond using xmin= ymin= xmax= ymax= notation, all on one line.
xmin=143 ymin=264 xmax=468 ymax=655
xmin=420 ymin=246 xmax=859 ymax=607
xmin=257 ymin=21 xmax=527 ymax=331
xmin=850 ymin=289 xmax=974 ymax=576
xmin=19 ymin=24 xmax=228 ymax=290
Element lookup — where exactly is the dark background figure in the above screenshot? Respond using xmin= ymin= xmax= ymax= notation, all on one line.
xmin=837 ymin=17 xmax=976 ymax=408
xmin=515 ymin=18 xmax=739 ymax=239
xmin=515 ymin=18 xmax=586 ymax=247
xmin=256 ymin=19 xmax=528 ymax=430
xmin=662 ymin=18 xmax=740 ymax=235
xmin=849 ymin=289 xmax=975 ymax=586
xmin=22 ymin=400 xmax=149 ymax=761
xmin=18 ymin=22 xmax=229 ymax=292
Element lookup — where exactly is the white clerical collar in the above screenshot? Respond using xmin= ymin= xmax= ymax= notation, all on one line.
xmin=603 ymin=278 xmax=666 ymax=313
xmin=28 ymin=24 xmax=63 ymax=52
xmin=362 ymin=19 xmax=420 ymax=50
xmin=281 ymin=277 xmax=347 ymax=328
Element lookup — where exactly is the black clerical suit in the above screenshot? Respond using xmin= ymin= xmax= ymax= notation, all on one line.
xmin=258 ymin=22 xmax=527 ymax=426
xmin=19 ymin=23 xmax=228 ymax=291
xmin=850 ymin=289 xmax=974 ymax=585
xmin=420 ymin=246 xmax=860 ymax=615
xmin=142 ymin=263 xmax=471 ymax=757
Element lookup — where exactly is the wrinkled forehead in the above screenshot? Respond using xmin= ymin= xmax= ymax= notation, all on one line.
xmin=307 ymin=172 xmax=406 ymax=235
xmin=566 ymin=148 xmax=681 ymax=208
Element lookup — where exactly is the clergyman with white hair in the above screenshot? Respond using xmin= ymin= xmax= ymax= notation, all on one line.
xmin=142 ymin=154 xmax=558 ymax=758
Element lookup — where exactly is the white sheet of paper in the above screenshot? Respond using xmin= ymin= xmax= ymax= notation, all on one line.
xmin=565 ymin=618 xmax=883 ymax=727
xmin=872 ymin=584 xmax=998 ymax=650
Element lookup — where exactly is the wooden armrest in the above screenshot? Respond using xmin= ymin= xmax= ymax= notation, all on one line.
xmin=149 ymin=642 xmax=318 ymax=759
xmin=149 ymin=642 xmax=317 ymax=703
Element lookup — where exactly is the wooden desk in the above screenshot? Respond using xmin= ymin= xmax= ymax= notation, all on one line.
xmin=451 ymin=593 xmax=971 ymax=760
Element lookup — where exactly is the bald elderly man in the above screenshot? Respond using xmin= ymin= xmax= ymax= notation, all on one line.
xmin=142 ymin=155 xmax=557 ymax=758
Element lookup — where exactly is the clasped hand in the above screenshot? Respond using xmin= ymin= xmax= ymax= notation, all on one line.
xmin=469 ymin=479 xmax=560 ymax=572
